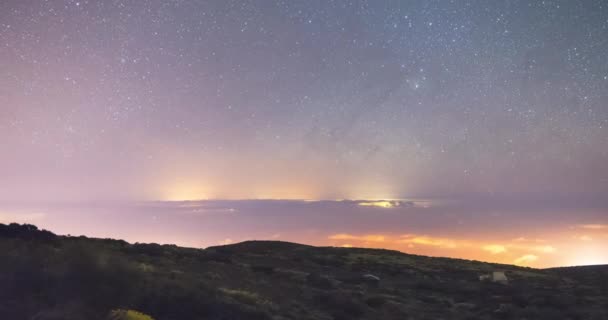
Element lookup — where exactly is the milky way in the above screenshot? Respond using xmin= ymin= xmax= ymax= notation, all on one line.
xmin=1 ymin=1 xmax=608 ymax=266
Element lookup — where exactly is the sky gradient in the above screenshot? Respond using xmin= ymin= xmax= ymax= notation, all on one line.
xmin=1 ymin=0 xmax=607 ymax=267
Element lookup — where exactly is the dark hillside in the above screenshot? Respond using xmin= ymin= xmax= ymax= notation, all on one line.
xmin=1 ymin=223 xmax=607 ymax=320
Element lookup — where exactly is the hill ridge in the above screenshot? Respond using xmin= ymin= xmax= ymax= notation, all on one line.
xmin=1 ymin=223 xmax=607 ymax=319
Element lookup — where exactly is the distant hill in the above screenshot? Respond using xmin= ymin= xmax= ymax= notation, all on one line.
xmin=1 ymin=223 xmax=607 ymax=319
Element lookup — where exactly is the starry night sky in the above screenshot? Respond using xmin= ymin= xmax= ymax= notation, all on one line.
xmin=1 ymin=1 xmax=608 ymax=267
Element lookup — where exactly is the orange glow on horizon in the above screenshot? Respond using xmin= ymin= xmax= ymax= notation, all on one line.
xmin=322 ymin=231 xmax=597 ymax=268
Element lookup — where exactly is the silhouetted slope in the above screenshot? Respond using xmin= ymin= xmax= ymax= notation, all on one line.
xmin=1 ymin=223 xmax=607 ymax=320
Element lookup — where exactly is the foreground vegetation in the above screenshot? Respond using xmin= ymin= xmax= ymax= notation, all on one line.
xmin=1 ymin=223 xmax=607 ymax=319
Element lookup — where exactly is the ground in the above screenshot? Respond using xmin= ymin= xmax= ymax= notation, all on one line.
xmin=1 ymin=223 xmax=607 ymax=319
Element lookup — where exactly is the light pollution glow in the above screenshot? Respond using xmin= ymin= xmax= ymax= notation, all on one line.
xmin=2 ymin=200 xmax=607 ymax=268
xmin=357 ymin=201 xmax=398 ymax=208
xmin=1 ymin=1 xmax=608 ymax=268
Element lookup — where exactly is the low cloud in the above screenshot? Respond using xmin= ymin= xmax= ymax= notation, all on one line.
xmin=513 ymin=237 xmax=546 ymax=243
xmin=398 ymin=235 xmax=463 ymax=249
xmin=483 ymin=244 xmax=507 ymax=254
xmin=528 ymin=245 xmax=557 ymax=253
xmin=504 ymin=239 xmax=557 ymax=254
xmin=329 ymin=233 xmax=386 ymax=242
xmin=578 ymin=224 xmax=608 ymax=230
xmin=329 ymin=233 xmax=465 ymax=249
xmin=327 ymin=231 xmax=561 ymax=267
xmin=219 ymin=238 xmax=233 ymax=245
xmin=514 ymin=254 xmax=539 ymax=265
xmin=577 ymin=235 xmax=593 ymax=241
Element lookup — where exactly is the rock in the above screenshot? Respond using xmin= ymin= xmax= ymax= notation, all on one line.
xmin=362 ymin=274 xmax=380 ymax=282
xmin=492 ymin=271 xmax=509 ymax=285
xmin=479 ymin=271 xmax=508 ymax=284
xmin=479 ymin=274 xmax=491 ymax=281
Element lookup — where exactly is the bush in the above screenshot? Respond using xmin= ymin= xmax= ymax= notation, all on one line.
xmin=365 ymin=295 xmax=388 ymax=308
xmin=0 ymin=223 xmax=56 ymax=241
xmin=251 ymin=265 xmax=275 ymax=274
xmin=315 ymin=291 xmax=366 ymax=319
xmin=57 ymin=244 xmax=142 ymax=310
xmin=108 ymin=309 xmax=154 ymax=320
xmin=306 ymin=273 xmax=334 ymax=289
xmin=220 ymin=288 xmax=271 ymax=306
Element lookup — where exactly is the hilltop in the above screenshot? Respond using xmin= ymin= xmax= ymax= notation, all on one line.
xmin=1 ymin=223 xmax=607 ymax=319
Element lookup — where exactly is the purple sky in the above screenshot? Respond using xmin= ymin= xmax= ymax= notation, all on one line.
xmin=1 ymin=0 xmax=607 ymax=266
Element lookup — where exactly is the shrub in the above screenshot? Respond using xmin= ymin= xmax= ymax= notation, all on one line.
xmin=365 ymin=295 xmax=388 ymax=308
xmin=57 ymin=244 xmax=141 ymax=310
xmin=251 ymin=265 xmax=275 ymax=274
xmin=220 ymin=288 xmax=271 ymax=306
xmin=109 ymin=309 xmax=154 ymax=320
xmin=306 ymin=273 xmax=334 ymax=289
xmin=315 ymin=291 xmax=366 ymax=318
xmin=0 ymin=223 xmax=56 ymax=241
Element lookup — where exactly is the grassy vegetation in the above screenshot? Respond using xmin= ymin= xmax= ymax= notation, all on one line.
xmin=1 ymin=223 xmax=607 ymax=319
xmin=109 ymin=309 xmax=155 ymax=320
